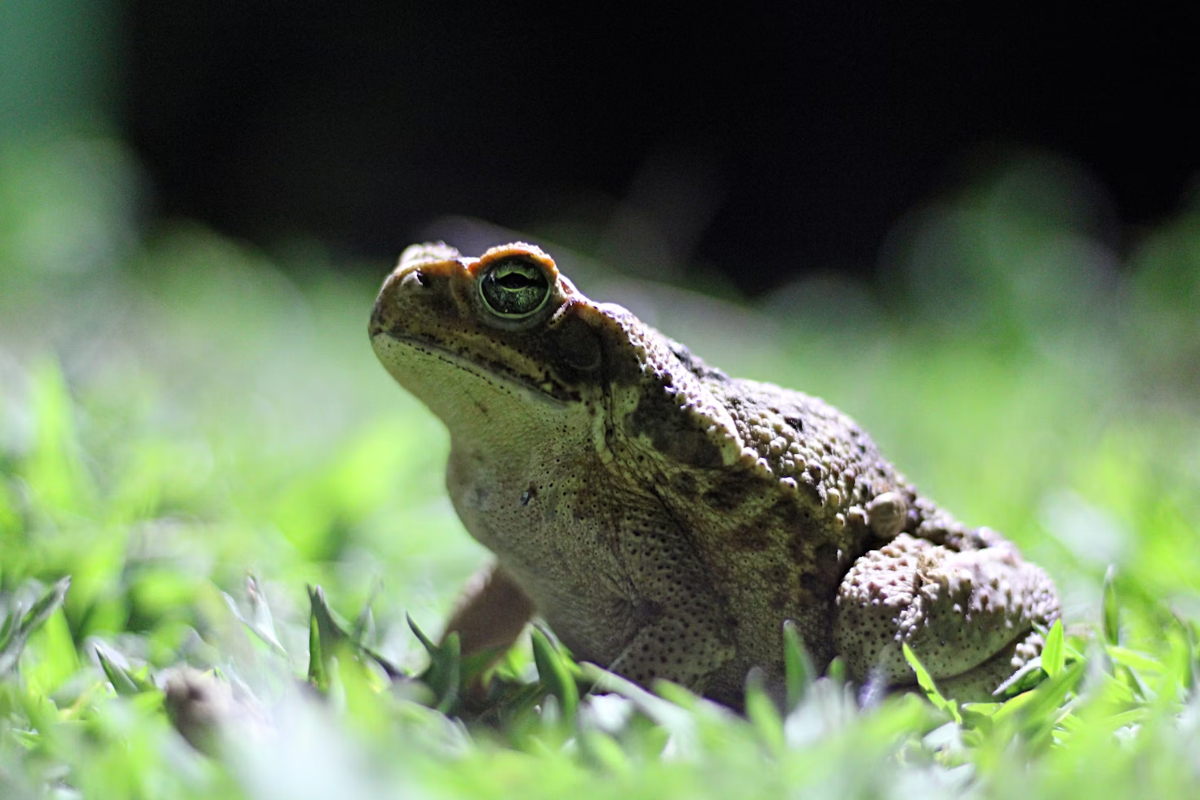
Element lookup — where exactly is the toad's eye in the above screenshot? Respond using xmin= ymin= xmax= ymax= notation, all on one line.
xmin=479 ymin=257 xmax=551 ymax=318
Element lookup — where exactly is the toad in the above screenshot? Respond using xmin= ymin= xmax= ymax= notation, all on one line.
xmin=369 ymin=242 xmax=1059 ymax=706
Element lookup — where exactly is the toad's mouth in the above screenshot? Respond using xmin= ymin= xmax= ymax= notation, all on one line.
xmin=371 ymin=330 xmax=578 ymax=406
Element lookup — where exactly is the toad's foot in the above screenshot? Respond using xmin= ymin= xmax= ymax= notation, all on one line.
xmin=833 ymin=533 xmax=1059 ymax=700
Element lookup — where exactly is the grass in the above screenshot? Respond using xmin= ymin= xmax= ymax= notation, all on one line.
xmin=2 ymin=137 xmax=1200 ymax=798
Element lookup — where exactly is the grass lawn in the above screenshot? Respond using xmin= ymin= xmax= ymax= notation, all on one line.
xmin=2 ymin=138 xmax=1200 ymax=798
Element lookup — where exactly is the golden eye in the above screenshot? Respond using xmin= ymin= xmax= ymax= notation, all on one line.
xmin=478 ymin=257 xmax=551 ymax=318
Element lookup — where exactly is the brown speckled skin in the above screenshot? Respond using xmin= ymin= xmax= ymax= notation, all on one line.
xmin=369 ymin=242 xmax=1060 ymax=707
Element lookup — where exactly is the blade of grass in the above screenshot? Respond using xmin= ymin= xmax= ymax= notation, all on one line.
xmin=530 ymin=625 xmax=579 ymax=720
xmin=903 ymin=643 xmax=962 ymax=725
xmin=0 ymin=576 xmax=71 ymax=676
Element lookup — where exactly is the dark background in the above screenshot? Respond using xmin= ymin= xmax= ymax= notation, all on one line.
xmin=125 ymin=3 xmax=1195 ymax=294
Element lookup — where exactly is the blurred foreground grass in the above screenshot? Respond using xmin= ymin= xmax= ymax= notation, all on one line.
xmin=2 ymin=136 xmax=1200 ymax=798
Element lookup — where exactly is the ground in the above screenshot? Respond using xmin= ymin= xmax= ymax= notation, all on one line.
xmin=2 ymin=140 xmax=1200 ymax=798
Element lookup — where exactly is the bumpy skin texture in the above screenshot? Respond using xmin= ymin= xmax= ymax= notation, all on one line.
xmin=369 ymin=242 xmax=1060 ymax=707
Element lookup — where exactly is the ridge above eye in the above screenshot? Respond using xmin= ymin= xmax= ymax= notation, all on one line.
xmin=478 ymin=257 xmax=551 ymax=318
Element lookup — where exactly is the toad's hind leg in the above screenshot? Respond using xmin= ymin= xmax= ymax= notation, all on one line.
xmin=832 ymin=533 xmax=1059 ymax=700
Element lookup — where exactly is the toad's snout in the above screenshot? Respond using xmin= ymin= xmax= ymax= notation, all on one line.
xmin=368 ymin=297 xmax=387 ymax=339
xmin=369 ymin=264 xmax=425 ymax=340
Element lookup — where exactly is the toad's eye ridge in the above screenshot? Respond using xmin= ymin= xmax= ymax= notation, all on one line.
xmin=479 ymin=258 xmax=550 ymax=318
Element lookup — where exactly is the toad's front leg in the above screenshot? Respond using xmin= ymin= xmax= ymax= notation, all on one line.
xmin=604 ymin=593 xmax=737 ymax=694
xmin=833 ymin=533 xmax=1060 ymax=700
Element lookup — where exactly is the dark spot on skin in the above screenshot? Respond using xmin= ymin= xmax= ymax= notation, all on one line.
xmin=633 ymin=598 xmax=662 ymax=627
xmin=764 ymin=562 xmax=790 ymax=587
xmin=547 ymin=312 xmax=602 ymax=377
xmin=784 ymin=416 xmax=804 ymax=431
xmin=670 ymin=471 xmax=699 ymax=498
xmin=788 ymin=529 xmax=808 ymax=566
xmin=771 ymin=497 xmax=813 ymax=533
xmin=770 ymin=590 xmax=791 ymax=612
xmin=702 ymin=475 xmax=755 ymax=512
xmin=732 ymin=524 xmax=773 ymax=552
xmin=765 ymin=563 xmax=794 ymax=611
xmin=596 ymin=324 xmax=644 ymax=386
xmin=627 ymin=389 xmax=724 ymax=468
xmin=520 ymin=484 xmax=537 ymax=506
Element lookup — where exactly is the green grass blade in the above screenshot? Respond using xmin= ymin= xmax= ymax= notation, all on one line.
xmin=1102 ymin=565 xmax=1121 ymax=647
xmin=1042 ymin=619 xmax=1065 ymax=677
xmin=904 ymin=643 xmax=962 ymax=725
xmin=94 ymin=645 xmax=154 ymax=697
xmin=782 ymin=619 xmax=814 ymax=712
xmin=530 ymin=625 xmax=579 ymax=720
xmin=0 ymin=576 xmax=71 ymax=676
